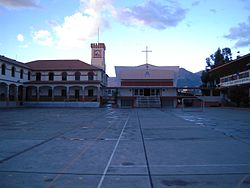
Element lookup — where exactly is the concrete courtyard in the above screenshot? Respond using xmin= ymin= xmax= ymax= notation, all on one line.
xmin=0 ymin=107 xmax=250 ymax=188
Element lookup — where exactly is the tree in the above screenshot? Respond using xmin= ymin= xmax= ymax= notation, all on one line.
xmin=210 ymin=48 xmax=224 ymax=67
xmin=205 ymin=57 xmax=212 ymax=70
xmin=205 ymin=47 xmax=232 ymax=70
xmin=201 ymin=70 xmax=209 ymax=86
xmin=222 ymin=47 xmax=232 ymax=63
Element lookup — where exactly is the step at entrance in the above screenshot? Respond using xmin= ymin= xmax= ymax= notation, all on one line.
xmin=136 ymin=96 xmax=161 ymax=108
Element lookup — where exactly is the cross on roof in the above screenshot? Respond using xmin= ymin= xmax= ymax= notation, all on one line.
xmin=142 ymin=46 xmax=152 ymax=66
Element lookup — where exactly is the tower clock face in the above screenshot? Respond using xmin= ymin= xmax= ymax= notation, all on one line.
xmin=94 ymin=49 xmax=102 ymax=58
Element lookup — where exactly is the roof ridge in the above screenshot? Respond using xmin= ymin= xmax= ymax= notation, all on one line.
xmin=26 ymin=59 xmax=85 ymax=63
xmin=25 ymin=59 xmax=102 ymax=71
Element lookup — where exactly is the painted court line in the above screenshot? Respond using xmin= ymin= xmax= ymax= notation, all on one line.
xmin=97 ymin=115 xmax=130 ymax=188
xmin=150 ymin=164 xmax=250 ymax=168
xmin=109 ymin=164 xmax=250 ymax=168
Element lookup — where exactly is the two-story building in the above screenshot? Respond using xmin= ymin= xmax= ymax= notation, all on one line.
xmin=208 ymin=53 xmax=250 ymax=106
xmin=0 ymin=43 xmax=108 ymax=107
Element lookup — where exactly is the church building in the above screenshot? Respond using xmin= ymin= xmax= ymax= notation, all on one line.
xmin=108 ymin=64 xmax=179 ymax=108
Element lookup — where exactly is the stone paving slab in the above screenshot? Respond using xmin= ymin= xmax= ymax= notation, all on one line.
xmin=0 ymin=172 xmax=102 ymax=188
xmin=0 ymin=138 xmax=119 ymax=174
xmin=101 ymin=175 xmax=151 ymax=188
xmin=108 ymin=140 xmax=147 ymax=175
xmin=0 ymin=139 xmax=44 ymax=161
xmin=152 ymin=174 xmax=250 ymax=188
xmin=146 ymin=139 xmax=250 ymax=173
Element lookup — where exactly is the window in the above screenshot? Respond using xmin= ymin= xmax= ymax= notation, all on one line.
xmin=239 ymin=72 xmax=249 ymax=79
xmin=1 ymin=64 xmax=5 ymax=75
xmin=88 ymin=89 xmax=94 ymax=97
xmin=88 ymin=71 xmax=94 ymax=80
xmin=36 ymin=72 xmax=41 ymax=81
xmin=134 ymin=89 xmax=138 ymax=96
xmin=11 ymin=66 xmax=15 ymax=77
xmin=75 ymin=72 xmax=81 ymax=81
xmin=156 ymin=89 xmax=160 ymax=95
xmin=28 ymin=72 xmax=31 ymax=80
xmin=49 ymin=72 xmax=54 ymax=81
xmin=20 ymin=69 xmax=23 ymax=79
xmin=62 ymin=72 xmax=67 ymax=81
xmin=139 ymin=89 xmax=143 ymax=96
xmin=151 ymin=89 xmax=155 ymax=96
xmin=61 ymin=89 xmax=66 ymax=97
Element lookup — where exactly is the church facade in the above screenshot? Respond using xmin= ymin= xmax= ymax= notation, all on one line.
xmin=0 ymin=43 xmax=107 ymax=107
xmin=107 ymin=64 xmax=179 ymax=108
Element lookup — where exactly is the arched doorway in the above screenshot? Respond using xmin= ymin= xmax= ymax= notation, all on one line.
xmin=39 ymin=86 xmax=53 ymax=101
xmin=84 ymin=86 xmax=98 ymax=101
xmin=69 ymin=86 xmax=83 ymax=101
xmin=9 ymin=84 xmax=17 ymax=101
xmin=54 ymin=86 xmax=67 ymax=101
xmin=0 ymin=82 xmax=8 ymax=101
xmin=18 ymin=85 xmax=24 ymax=101
xmin=26 ymin=86 xmax=38 ymax=101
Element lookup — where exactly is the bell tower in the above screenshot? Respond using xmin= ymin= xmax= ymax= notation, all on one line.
xmin=91 ymin=43 xmax=106 ymax=72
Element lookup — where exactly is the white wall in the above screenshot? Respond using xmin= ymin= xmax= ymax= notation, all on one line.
xmin=30 ymin=70 xmax=105 ymax=83
xmin=0 ymin=61 xmax=30 ymax=83
xmin=161 ymin=88 xmax=176 ymax=96
xmin=118 ymin=88 xmax=132 ymax=96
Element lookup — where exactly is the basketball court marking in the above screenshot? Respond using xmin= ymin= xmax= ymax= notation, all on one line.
xmin=97 ymin=114 xmax=130 ymax=188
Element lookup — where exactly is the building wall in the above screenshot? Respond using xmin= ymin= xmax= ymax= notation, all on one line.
xmin=0 ymin=61 xmax=30 ymax=83
xmin=119 ymin=88 xmax=132 ymax=96
xmin=30 ymin=70 xmax=105 ymax=82
xmin=162 ymin=88 xmax=177 ymax=96
xmin=121 ymin=81 xmax=173 ymax=86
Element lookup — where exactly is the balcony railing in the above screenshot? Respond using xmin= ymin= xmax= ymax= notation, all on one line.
xmin=220 ymin=71 xmax=250 ymax=87
xmin=220 ymin=77 xmax=250 ymax=87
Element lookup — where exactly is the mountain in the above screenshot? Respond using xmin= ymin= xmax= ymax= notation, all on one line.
xmin=177 ymin=68 xmax=202 ymax=87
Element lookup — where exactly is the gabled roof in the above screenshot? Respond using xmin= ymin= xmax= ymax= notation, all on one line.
xmin=26 ymin=59 xmax=101 ymax=71
xmin=116 ymin=64 xmax=179 ymax=71
xmin=115 ymin=64 xmax=179 ymax=80
xmin=0 ymin=55 xmax=29 ymax=69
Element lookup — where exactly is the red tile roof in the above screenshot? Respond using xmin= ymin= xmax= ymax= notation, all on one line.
xmin=26 ymin=59 xmax=101 ymax=71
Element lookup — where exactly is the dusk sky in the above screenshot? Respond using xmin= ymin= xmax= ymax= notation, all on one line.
xmin=0 ymin=0 xmax=250 ymax=76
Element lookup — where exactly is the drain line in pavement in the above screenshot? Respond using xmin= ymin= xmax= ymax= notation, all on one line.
xmin=136 ymin=110 xmax=154 ymax=188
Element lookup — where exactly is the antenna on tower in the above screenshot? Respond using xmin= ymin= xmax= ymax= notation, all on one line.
xmin=97 ymin=27 xmax=100 ymax=44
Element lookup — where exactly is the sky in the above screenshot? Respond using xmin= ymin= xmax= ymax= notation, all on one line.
xmin=0 ymin=0 xmax=250 ymax=76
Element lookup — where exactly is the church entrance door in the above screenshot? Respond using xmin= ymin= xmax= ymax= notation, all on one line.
xmin=144 ymin=88 xmax=150 ymax=96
